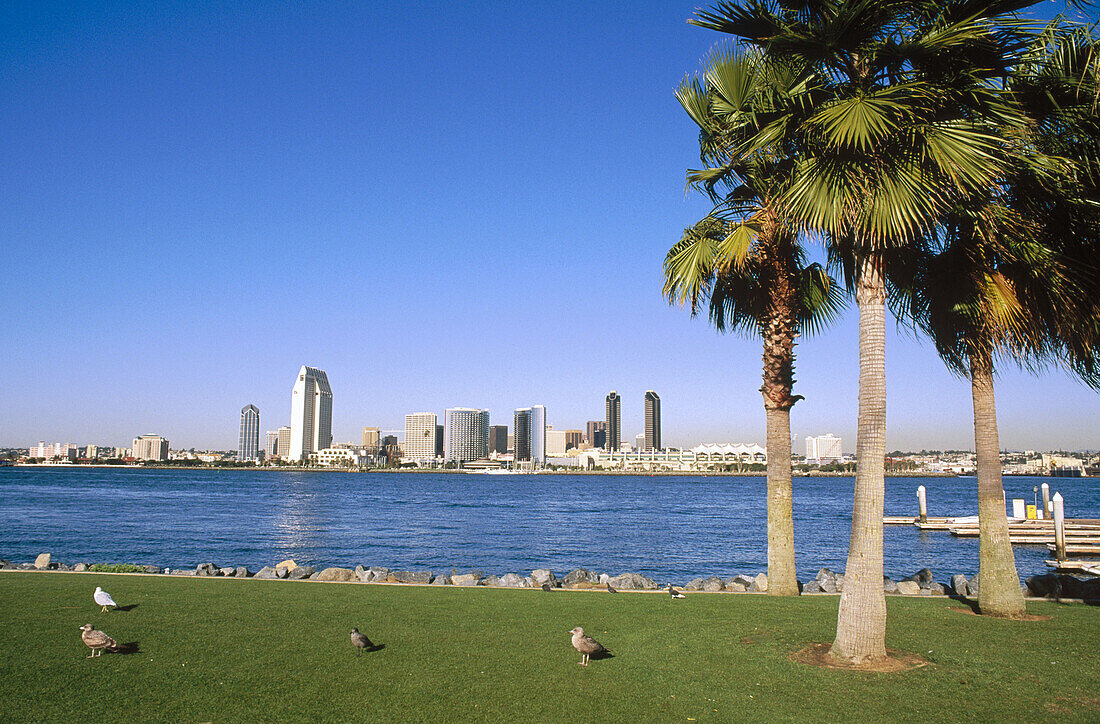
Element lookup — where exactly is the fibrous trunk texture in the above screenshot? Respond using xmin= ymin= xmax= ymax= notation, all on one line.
xmin=830 ymin=254 xmax=887 ymax=665
xmin=970 ymin=349 xmax=1026 ymax=617
xmin=758 ymin=214 xmax=800 ymax=596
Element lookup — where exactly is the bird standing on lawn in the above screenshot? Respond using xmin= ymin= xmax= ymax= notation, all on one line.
xmin=606 ymin=582 xmax=617 ymax=594
xmin=350 ymin=628 xmax=373 ymax=653
xmin=541 ymin=582 xmax=553 ymax=592
xmin=93 ymin=586 xmax=117 ymax=612
xmin=79 ymin=624 xmax=118 ymax=658
xmin=569 ymin=627 xmax=607 ymax=666
xmin=668 ymin=584 xmax=685 ymax=599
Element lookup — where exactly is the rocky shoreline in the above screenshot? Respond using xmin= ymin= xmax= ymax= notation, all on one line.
xmin=4 ymin=553 xmax=1097 ymax=601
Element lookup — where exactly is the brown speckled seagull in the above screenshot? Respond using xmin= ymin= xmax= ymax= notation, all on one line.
xmin=79 ymin=624 xmax=118 ymax=658
xmin=350 ymin=628 xmax=373 ymax=653
xmin=568 ymin=627 xmax=607 ymax=666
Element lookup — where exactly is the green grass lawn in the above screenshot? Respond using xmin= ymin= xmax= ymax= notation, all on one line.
xmin=1 ymin=572 xmax=1097 ymax=723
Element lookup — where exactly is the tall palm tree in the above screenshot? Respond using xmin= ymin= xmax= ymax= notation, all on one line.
xmin=666 ymin=47 xmax=843 ymax=596
xmin=690 ymin=0 xmax=1035 ymax=664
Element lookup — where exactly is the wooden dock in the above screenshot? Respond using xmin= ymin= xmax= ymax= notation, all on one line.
xmin=884 ymin=516 xmax=1100 ymax=549
xmin=1046 ymin=559 xmax=1100 ymax=576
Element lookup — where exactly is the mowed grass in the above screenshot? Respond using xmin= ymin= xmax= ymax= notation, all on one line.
xmin=1 ymin=572 xmax=1098 ymax=723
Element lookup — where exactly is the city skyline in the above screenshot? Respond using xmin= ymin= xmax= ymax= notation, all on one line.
xmin=2 ymin=3 xmax=1095 ymax=453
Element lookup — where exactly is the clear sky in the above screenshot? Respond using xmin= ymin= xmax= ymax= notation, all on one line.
xmin=2 ymin=2 xmax=1096 ymax=453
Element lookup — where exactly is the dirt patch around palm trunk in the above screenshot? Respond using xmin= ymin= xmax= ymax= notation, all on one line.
xmin=949 ymin=606 xmax=1050 ymax=621
xmin=790 ymin=643 xmax=930 ymax=672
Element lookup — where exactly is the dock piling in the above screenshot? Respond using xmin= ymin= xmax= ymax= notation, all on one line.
xmin=917 ymin=485 xmax=927 ymax=524
xmin=1041 ymin=483 xmax=1051 ymax=521
xmin=1053 ymin=492 xmax=1066 ymax=560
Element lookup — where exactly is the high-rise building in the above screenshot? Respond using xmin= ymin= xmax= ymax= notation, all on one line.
xmin=444 ymin=408 xmax=489 ymax=463
xmin=361 ymin=427 xmax=380 ymax=452
xmin=644 ymin=390 xmax=661 ymax=452
xmin=806 ymin=434 xmax=842 ymax=461
xmin=514 ymin=408 xmax=531 ymax=461
xmin=84 ymin=444 xmax=99 ymax=460
xmin=276 ymin=426 xmax=291 ymax=458
xmin=546 ymin=428 xmax=567 ymax=456
xmin=605 ymin=391 xmax=621 ymax=452
xmin=635 ymin=432 xmax=646 ymax=451
xmin=404 ymin=413 xmax=438 ymax=461
xmin=265 ymin=430 xmax=280 ymax=456
xmin=565 ymin=430 xmax=584 ymax=450
xmin=132 ymin=435 xmax=169 ymax=461
xmin=586 ymin=420 xmax=606 ymax=450
xmin=488 ymin=425 xmax=508 ymax=454
xmin=436 ymin=424 xmax=444 ymax=457
xmin=289 ymin=365 xmax=333 ymax=461
xmin=238 ymin=404 xmax=260 ymax=462
xmin=530 ymin=405 xmax=546 ymax=464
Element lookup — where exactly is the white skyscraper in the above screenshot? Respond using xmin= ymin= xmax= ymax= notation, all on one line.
xmin=404 ymin=413 xmax=438 ymax=462
xmin=289 ymin=365 xmax=332 ymax=461
xmin=132 ymin=435 xmax=169 ymax=461
xmin=444 ymin=408 xmax=489 ymax=463
xmin=806 ymin=434 xmax=843 ymax=461
xmin=530 ymin=404 xmax=546 ymax=464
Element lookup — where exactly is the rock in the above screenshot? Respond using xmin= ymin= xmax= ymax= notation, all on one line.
xmin=530 ymin=569 xmax=556 ymax=586
xmin=820 ymin=577 xmax=837 ymax=593
xmin=968 ymin=574 xmax=979 ymax=595
xmin=141 ymin=565 xmax=161 ymax=574
xmin=286 ymin=565 xmax=315 ymax=580
xmin=56 ymin=563 xmax=72 ymax=572
xmin=34 ymin=553 xmax=51 ymax=569
xmin=171 ymin=569 xmax=195 ymax=576
xmin=220 ymin=567 xmax=236 ymax=577
xmin=452 ymin=573 xmax=480 ymax=586
xmin=903 ymin=568 xmax=934 ymax=588
xmin=497 ymin=573 xmax=531 ymax=588
xmin=749 ymin=573 xmax=768 ymax=592
xmin=883 ymin=577 xmax=899 ymax=594
xmin=390 ymin=570 xmax=432 ymax=584
xmin=598 ymin=573 xmax=612 ymax=585
xmin=702 ymin=577 xmax=725 ymax=592
xmin=731 ymin=574 xmax=757 ymax=589
xmin=316 ymin=567 xmax=357 ymax=582
xmin=276 ymin=559 xmax=298 ymax=573
xmin=479 ymin=575 xmax=501 ymax=587
xmin=308 ymin=572 xmax=321 ymax=580
xmin=562 ymin=568 xmax=598 ymax=587
xmin=814 ymin=568 xmax=836 ymax=583
xmin=950 ymin=573 xmax=970 ymax=597
xmin=726 ymin=581 xmax=747 ymax=593
xmin=73 ymin=563 xmax=89 ymax=572
xmin=254 ymin=566 xmax=279 ymax=579
xmin=927 ymin=582 xmax=946 ymax=596
xmin=432 ymin=575 xmax=452 ymax=585
xmin=367 ymin=567 xmax=391 ymax=582
xmin=276 ymin=566 xmax=289 ymax=579
xmin=835 ymin=574 xmax=846 ymax=592
xmin=1026 ymin=573 xmax=1062 ymax=598
xmin=802 ymin=580 xmax=823 ymax=594
xmin=896 ymin=580 xmax=921 ymax=595
xmin=195 ymin=563 xmax=219 ymax=577
xmin=607 ymin=572 xmax=658 ymax=590
xmin=685 ymin=577 xmax=706 ymax=591
xmin=235 ymin=566 xmax=251 ymax=578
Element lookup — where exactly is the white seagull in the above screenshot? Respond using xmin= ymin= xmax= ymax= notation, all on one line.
xmin=93 ymin=586 xmax=117 ymax=613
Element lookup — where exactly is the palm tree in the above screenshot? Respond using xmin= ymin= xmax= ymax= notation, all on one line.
xmin=666 ymin=47 xmax=842 ymax=597
xmin=690 ymin=0 xmax=1036 ymax=664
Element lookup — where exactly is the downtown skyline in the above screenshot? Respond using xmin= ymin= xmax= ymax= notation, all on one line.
xmin=2 ymin=2 xmax=1096 ymax=453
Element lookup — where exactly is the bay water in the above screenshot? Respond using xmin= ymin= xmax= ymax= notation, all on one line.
xmin=0 ymin=468 xmax=1095 ymax=583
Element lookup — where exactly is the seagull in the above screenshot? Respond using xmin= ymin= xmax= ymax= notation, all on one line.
xmin=79 ymin=624 xmax=118 ymax=658
xmin=606 ymin=582 xmax=618 ymax=594
xmin=350 ymin=628 xmax=373 ymax=654
xmin=541 ymin=582 xmax=553 ymax=592
xmin=94 ymin=586 xmax=117 ymax=612
xmin=569 ymin=627 xmax=608 ymax=666
xmin=668 ymin=584 xmax=685 ymax=599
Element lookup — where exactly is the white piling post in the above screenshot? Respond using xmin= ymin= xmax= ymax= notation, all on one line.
xmin=1053 ymin=492 xmax=1066 ymax=560
xmin=1041 ymin=483 xmax=1051 ymax=520
xmin=917 ymin=485 xmax=927 ymax=523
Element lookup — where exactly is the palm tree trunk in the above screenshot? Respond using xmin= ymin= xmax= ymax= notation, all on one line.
xmin=970 ymin=349 xmax=1026 ymax=617
xmin=830 ymin=253 xmax=887 ymax=665
xmin=765 ymin=404 xmax=798 ymax=595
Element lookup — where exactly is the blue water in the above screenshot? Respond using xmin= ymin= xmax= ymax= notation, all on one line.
xmin=0 ymin=468 xmax=1095 ymax=583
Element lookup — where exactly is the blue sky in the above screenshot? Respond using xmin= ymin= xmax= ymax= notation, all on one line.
xmin=2 ymin=1 xmax=1096 ymax=452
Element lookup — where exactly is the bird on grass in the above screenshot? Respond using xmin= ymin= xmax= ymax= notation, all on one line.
xmin=568 ymin=627 xmax=608 ymax=667
xmin=93 ymin=586 xmax=117 ymax=612
xmin=668 ymin=584 xmax=685 ymax=599
xmin=606 ymin=582 xmax=617 ymax=594
xmin=350 ymin=628 xmax=374 ymax=654
xmin=79 ymin=624 xmax=120 ymax=658
xmin=541 ymin=582 xmax=553 ymax=592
